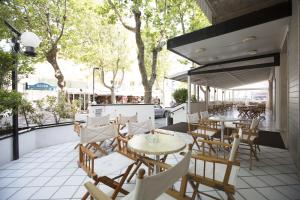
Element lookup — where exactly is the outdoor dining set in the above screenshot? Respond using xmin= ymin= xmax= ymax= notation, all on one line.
xmin=73 ymin=110 xmax=262 ymax=200
xmin=237 ymin=103 xmax=266 ymax=119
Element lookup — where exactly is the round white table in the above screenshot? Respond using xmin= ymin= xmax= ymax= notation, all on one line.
xmin=128 ymin=133 xmax=186 ymax=173
xmin=209 ymin=116 xmax=239 ymax=141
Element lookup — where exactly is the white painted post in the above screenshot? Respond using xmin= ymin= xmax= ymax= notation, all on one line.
xmin=187 ymin=75 xmax=191 ymax=114
xmin=205 ymin=85 xmax=209 ymax=111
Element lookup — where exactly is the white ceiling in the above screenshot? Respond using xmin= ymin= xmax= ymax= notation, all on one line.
xmin=173 ymin=17 xmax=289 ymax=65
xmin=168 ymin=67 xmax=272 ymax=89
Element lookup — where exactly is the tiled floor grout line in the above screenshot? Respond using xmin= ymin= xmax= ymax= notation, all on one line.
xmin=1 ymin=140 xmax=299 ymax=200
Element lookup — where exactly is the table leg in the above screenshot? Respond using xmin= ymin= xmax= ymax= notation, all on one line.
xmin=155 ymin=155 xmax=160 ymax=174
xmin=221 ymin=121 xmax=225 ymax=142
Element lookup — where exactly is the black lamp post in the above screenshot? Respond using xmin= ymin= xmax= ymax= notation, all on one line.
xmin=4 ymin=20 xmax=41 ymax=160
xmin=92 ymin=67 xmax=99 ymax=104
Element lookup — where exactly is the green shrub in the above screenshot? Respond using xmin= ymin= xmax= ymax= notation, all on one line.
xmin=172 ymin=88 xmax=188 ymax=104
xmin=19 ymin=98 xmax=35 ymax=127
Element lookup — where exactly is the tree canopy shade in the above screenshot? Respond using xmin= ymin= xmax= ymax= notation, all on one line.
xmin=101 ymin=0 xmax=210 ymax=103
xmin=63 ymin=0 xmax=132 ymax=103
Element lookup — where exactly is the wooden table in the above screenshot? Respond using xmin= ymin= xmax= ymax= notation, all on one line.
xmin=128 ymin=133 xmax=186 ymax=173
xmin=209 ymin=116 xmax=239 ymax=141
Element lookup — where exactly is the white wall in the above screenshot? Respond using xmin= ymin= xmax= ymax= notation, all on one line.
xmin=0 ymin=125 xmax=78 ymax=166
xmin=287 ymin=0 xmax=300 ymax=175
xmin=171 ymin=102 xmax=206 ymax=124
xmin=88 ymin=104 xmax=155 ymax=124
xmin=35 ymin=125 xmax=78 ymax=148
xmin=275 ymin=67 xmax=280 ymax=130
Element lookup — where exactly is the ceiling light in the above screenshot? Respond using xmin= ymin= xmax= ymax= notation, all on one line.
xmin=247 ymin=50 xmax=257 ymax=55
xmin=195 ymin=48 xmax=206 ymax=53
xmin=242 ymin=36 xmax=256 ymax=43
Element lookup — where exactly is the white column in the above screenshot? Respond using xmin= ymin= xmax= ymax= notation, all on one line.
xmin=187 ymin=75 xmax=191 ymax=114
xmin=205 ymin=86 xmax=209 ymax=110
xmin=197 ymin=85 xmax=200 ymax=101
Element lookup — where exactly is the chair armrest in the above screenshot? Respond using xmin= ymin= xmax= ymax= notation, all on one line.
xmin=80 ymin=145 xmax=97 ymax=159
xmin=117 ymin=135 xmax=130 ymax=143
xmin=192 ymin=154 xmax=228 ymax=165
xmin=84 ymin=182 xmax=112 ymax=200
xmin=74 ymin=122 xmax=83 ymax=134
xmin=197 ymin=139 xmax=232 ymax=148
xmin=191 ymin=154 xmax=240 ymax=166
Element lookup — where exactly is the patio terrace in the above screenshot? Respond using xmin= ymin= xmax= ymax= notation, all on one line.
xmin=0 ymin=130 xmax=299 ymax=200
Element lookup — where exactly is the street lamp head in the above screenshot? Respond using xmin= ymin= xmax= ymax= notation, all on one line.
xmin=20 ymin=31 xmax=41 ymax=56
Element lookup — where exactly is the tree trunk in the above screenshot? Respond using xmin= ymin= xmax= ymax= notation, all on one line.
xmin=45 ymin=46 xmax=66 ymax=91
xmin=133 ymin=8 xmax=156 ymax=104
xmin=22 ymin=111 xmax=29 ymax=127
xmin=110 ymin=87 xmax=116 ymax=104
xmin=144 ymin=86 xmax=152 ymax=104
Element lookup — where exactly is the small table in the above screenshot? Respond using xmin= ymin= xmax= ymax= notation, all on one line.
xmin=128 ymin=133 xmax=186 ymax=173
xmin=209 ymin=116 xmax=239 ymax=141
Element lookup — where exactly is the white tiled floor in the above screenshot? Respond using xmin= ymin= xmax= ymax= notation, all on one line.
xmin=0 ymin=134 xmax=299 ymax=200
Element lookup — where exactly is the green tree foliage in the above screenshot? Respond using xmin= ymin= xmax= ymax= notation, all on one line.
xmin=100 ymin=0 xmax=209 ymax=103
xmin=0 ymin=50 xmax=32 ymax=118
xmin=63 ymin=0 xmax=132 ymax=103
xmin=0 ymin=90 xmax=22 ymax=113
xmin=0 ymin=50 xmax=15 ymax=89
xmin=19 ymin=98 xmax=35 ymax=127
xmin=44 ymin=93 xmax=77 ymax=124
xmin=172 ymin=88 xmax=188 ymax=104
xmin=1 ymin=0 xmax=69 ymax=91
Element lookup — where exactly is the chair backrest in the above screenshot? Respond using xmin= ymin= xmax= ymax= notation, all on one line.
xmin=250 ymin=117 xmax=260 ymax=130
xmin=200 ymin=111 xmax=209 ymax=120
xmin=80 ymin=123 xmax=118 ymax=144
xmin=118 ymin=113 xmax=138 ymax=125
xmin=129 ymin=145 xmax=192 ymax=200
xmin=87 ymin=115 xmax=110 ymax=127
xmin=187 ymin=113 xmax=200 ymax=124
xmin=229 ymin=134 xmax=241 ymax=162
xmin=127 ymin=119 xmax=153 ymax=135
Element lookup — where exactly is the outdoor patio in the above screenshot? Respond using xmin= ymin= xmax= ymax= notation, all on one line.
xmin=0 ymin=131 xmax=299 ymax=200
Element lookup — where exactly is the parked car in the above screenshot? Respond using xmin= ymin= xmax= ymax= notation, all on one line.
xmin=154 ymin=104 xmax=169 ymax=118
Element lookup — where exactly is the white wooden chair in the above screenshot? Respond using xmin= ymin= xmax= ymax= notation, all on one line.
xmin=200 ymin=111 xmax=209 ymax=120
xmin=79 ymin=123 xmax=138 ymax=200
xmin=127 ymin=118 xmax=153 ymax=136
xmin=79 ymin=122 xmax=117 ymax=156
xmin=237 ymin=118 xmax=260 ymax=170
xmin=111 ymin=113 xmax=138 ymax=150
xmin=83 ymin=144 xmax=193 ymax=200
xmin=74 ymin=115 xmax=111 ymax=150
xmin=180 ymin=134 xmax=240 ymax=200
xmin=117 ymin=113 xmax=138 ymax=136
xmin=86 ymin=115 xmax=110 ymax=127
xmin=187 ymin=113 xmax=217 ymax=150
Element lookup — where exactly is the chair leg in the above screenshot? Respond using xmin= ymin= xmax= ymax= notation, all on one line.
xmin=250 ymin=144 xmax=259 ymax=161
xmin=74 ymin=143 xmax=80 ymax=149
xmin=127 ymin=161 xmax=142 ymax=183
xmin=191 ymin=183 xmax=199 ymax=200
xmin=179 ymin=175 xmax=188 ymax=198
xmin=192 ymin=136 xmax=201 ymax=150
xmin=256 ymin=144 xmax=261 ymax=152
xmin=250 ymin=146 xmax=253 ymax=170
xmin=111 ymin=164 xmax=134 ymax=199
xmin=188 ymin=180 xmax=201 ymax=200
xmin=226 ymin=192 xmax=235 ymax=200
